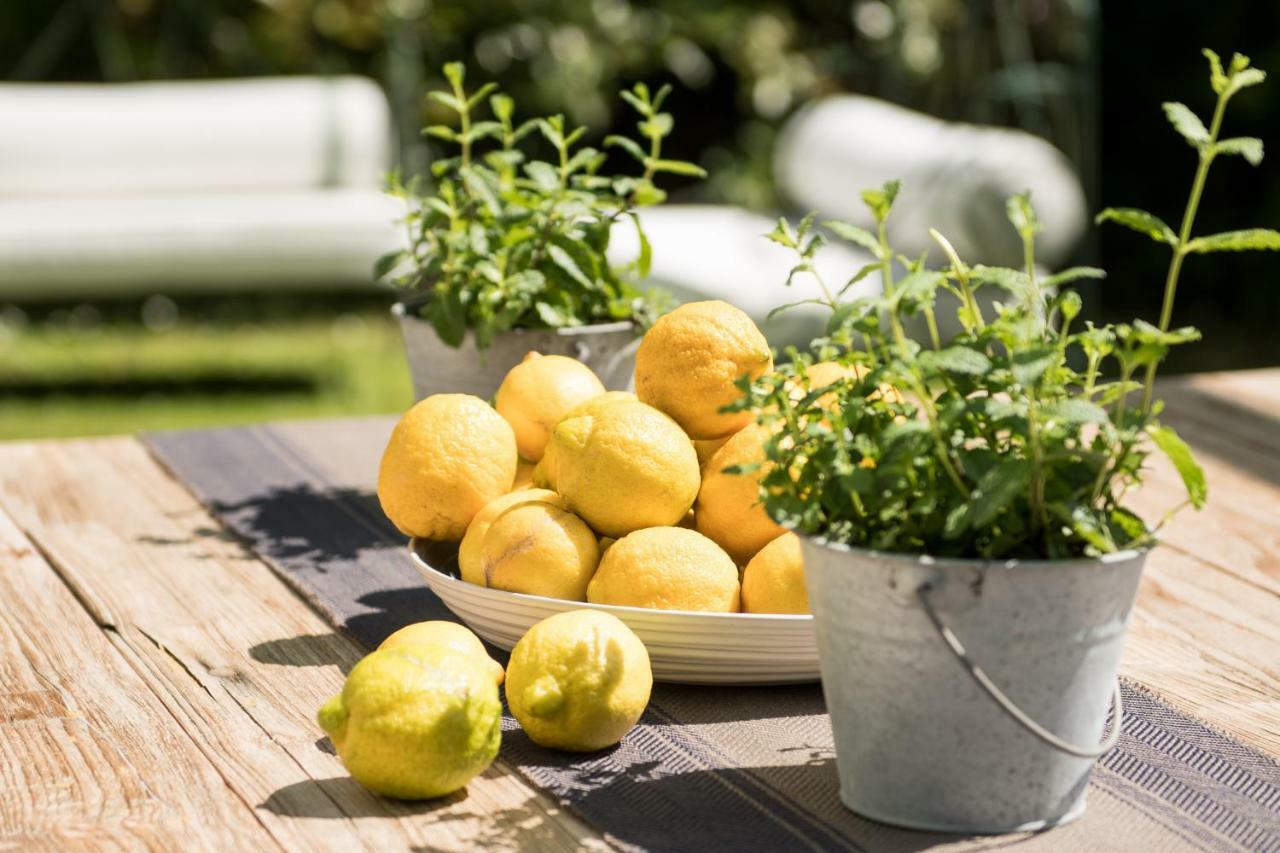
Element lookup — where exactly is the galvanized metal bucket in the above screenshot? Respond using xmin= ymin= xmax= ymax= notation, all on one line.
xmin=393 ymin=299 xmax=639 ymax=401
xmin=798 ymin=537 xmax=1146 ymax=834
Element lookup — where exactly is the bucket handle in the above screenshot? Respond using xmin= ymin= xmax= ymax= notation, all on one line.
xmin=917 ymin=582 xmax=1123 ymax=759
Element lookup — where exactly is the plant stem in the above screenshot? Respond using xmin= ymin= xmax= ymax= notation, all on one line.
xmin=1140 ymin=91 xmax=1227 ymax=414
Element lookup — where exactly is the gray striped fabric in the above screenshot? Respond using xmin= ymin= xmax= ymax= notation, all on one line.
xmin=145 ymin=418 xmax=1280 ymax=852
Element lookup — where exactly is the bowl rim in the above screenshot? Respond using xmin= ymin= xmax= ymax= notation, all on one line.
xmin=408 ymin=537 xmax=815 ymax=623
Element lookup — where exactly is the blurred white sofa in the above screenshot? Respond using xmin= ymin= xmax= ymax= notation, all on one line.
xmin=0 ymin=77 xmax=403 ymax=299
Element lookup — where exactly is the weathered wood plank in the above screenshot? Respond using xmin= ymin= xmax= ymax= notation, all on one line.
xmin=0 ymin=507 xmax=278 ymax=851
xmin=0 ymin=438 xmax=605 ymax=852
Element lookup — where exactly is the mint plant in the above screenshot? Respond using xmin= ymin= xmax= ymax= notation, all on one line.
xmin=378 ymin=63 xmax=703 ymax=348
xmin=730 ymin=50 xmax=1276 ymax=560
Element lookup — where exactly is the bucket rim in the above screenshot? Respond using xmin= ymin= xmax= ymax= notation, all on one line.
xmin=391 ymin=297 xmax=636 ymax=336
xmin=797 ymin=534 xmax=1148 ymax=570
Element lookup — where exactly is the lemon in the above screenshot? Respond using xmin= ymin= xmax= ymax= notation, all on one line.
xmin=317 ymin=645 xmax=501 ymax=799
xmin=536 ymin=398 xmax=699 ymax=538
xmin=635 ymin=301 xmax=773 ymax=440
xmin=741 ymin=533 xmax=809 ymax=614
xmin=495 ymin=352 xmax=607 ymax=461
xmin=458 ymin=488 xmax=562 ymax=586
xmin=587 ymin=526 xmax=740 ymax=612
xmin=480 ymin=500 xmax=600 ymax=600
xmin=377 ymin=395 xmax=517 ymax=541
xmin=506 ymin=610 xmax=652 ymax=751
xmin=378 ymin=620 xmax=505 ymax=684
xmin=694 ymin=434 xmax=732 ymax=467
xmin=792 ymin=360 xmax=902 ymax=408
xmin=695 ymin=424 xmax=784 ymax=563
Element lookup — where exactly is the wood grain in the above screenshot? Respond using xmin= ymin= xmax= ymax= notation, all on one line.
xmin=0 ymin=507 xmax=277 ymax=851
xmin=0 ymin=438 xmax=605 ymax=852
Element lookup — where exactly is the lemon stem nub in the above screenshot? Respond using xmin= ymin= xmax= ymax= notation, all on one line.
xmin=524 ymin=674 xmax=566 ymax=718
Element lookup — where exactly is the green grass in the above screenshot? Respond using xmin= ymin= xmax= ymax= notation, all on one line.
xmin=0 ymin=294 xmax=414 ymax=440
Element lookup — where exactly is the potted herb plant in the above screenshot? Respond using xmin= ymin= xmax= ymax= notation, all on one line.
xmin=732 ymin=50 xmax=1277 ymax=832
xmin=377 ymin=63 xmax=702 ymax=399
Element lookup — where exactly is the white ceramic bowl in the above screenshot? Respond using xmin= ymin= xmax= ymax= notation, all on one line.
xmin=409 ymin=539 xmax=819 ymax=685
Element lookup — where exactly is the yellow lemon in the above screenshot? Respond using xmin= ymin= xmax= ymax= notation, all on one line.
xmin=587 ymin=526 xmax=740 ymax=612
xmin=377 ymin=395 xmax=517 ymax=540
xmin=506 ymin=610 xmax=652 ymax=751
xmin=378 ymin=620 xmax=505 ymax=685
xmin=536 ymin=398 xmax=699 ymax=538
xmin=495 ymin=352 xmax=607 ymax=461
xmin=695 ymin=424 xmax=784 ymax=563
xmin=480 ymin=500 xmax=600 ymax=601
xmin=634 ymin=301 xmax=773 ymax=440
xmin=458 ymin=488 xmax=563 ymax=586
xmin=317 ymin=645 xmax=501 ymax=799
xmin=741 ymin=533 xmax=809 ymax=614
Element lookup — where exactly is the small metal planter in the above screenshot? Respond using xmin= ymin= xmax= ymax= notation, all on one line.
xmin=393 ymin=298 xmax=639 ymax=401
xmin=798 ymin=537 xmax=1146 ymax=834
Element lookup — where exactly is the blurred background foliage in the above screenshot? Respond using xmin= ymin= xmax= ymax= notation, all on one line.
xmin=1 ymin=0 xmax=1276 ymax=438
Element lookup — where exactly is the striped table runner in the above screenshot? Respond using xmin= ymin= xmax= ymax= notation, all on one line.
xmin=146 ymin=418 xmax=1280 ymax=852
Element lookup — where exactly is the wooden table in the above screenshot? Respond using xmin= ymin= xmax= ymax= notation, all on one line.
xmin=1 ymin=369 xmax=1277 ymax=851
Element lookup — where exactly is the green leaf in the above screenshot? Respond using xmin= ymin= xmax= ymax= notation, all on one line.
xmin=1042 ymin=266 xmax=1107 ymax=288
xmin=892 ymin=271 xmax=945 ymax=316
xmin=429 ymin=287 xmax=466 ymax=347
xmin=646 ymin=158 xmax=707 ymax=177
xmin=489 ymin=93 xmax=514 ymax=123
xmin=628 ymin=213 xmax=652 ymax=278
xmin=523 ymin=161 xmax=560 ymax=190
xmin=604 ymin=135 xmax=647 ymax=164
xmin=945 ymin=457 xmax=1032 ymax=536
xmin=1204 ymin=48 xmax=1228 ymax=94
xmin=1006 ymin=192 xmax=1041 ymax=236
xmin=1042 ymin=399 xmax=1109 ymax=425
xmin=619 ymin=89 xmax=649 ymax=116
xmin=427 ymin=90 xmax=464 ymax=112
xmin=1185 ymin=228 xmax=1280 ymax=253
xmin=822 ymin=220 xmax=881 ymax=255
xmin=919 ymin=346 xmax=991 ymax=376
xmin=1162 ymin=102 xmax=1209 ymax=147
xmin=639 ymin=113 xmax=674 ymax=138
xmin=423 ymin=124 xmax=457 ymax=142
xmin=546 ymin=244 xmax=594 ymax=290
xmin=1095 ymin=208 xmax=1177 ymax=244
xmin=860 ymin=180 xmax=900 ymax=223
xmin=839 ymin=262 xmax=882 ymax=296
xmin=1214 ymin=137 xmax=1264 ymax=166
xmin=1147 ymin=423 xmax=1207 ymax=508
xmin=767 ymin=299 xmax=829 ymax=321
xmin=970 ymin=265 xmax=1033 ymax=300
xmin=373 ymin=250 xmax=407 ymax=280
xmin=1010 ymin=346 xmax=1058 ymax=387
xmin=1227 ymin=67 xmax=1266 ymax=97
xmin=465 ymin=82 xmax=499 ymax=109
xmin=765 ymin=218 xmax=796 ymax=249
xmin=442 ymin=62 xmax=465 ymax=90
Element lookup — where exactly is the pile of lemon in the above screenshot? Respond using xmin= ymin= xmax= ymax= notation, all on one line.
xmin=378 ymin=299 xmax=824 ymax=616
xmin=322 ymin=299 xmax=854 ymax=801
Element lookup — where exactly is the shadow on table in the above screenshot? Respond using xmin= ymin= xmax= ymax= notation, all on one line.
xmin=259 ymin=774 xmax=469 ymax=819
xmin=208 ymin=483 xmax=401 ymax=569
xmin=1160 ymin=382 xmax=1280 ymax=487
xmin=452 ymin=739 xmax=1022 ymax=853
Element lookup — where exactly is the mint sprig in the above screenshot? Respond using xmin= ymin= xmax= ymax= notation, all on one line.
xmin=379 ymin=64 xmax=702 ymax=348
xmin=733 ymin=49 xmax=1271 ymax=560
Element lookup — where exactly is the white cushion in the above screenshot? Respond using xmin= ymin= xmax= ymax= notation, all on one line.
xmin=612 ymin=205 xmax=879 ymax=348
xmin=0 ymin=77 xmax=391 ymax=197
xmin=0 ymin=190 xmax=405 ymax=298
xmin=775 ymin=96 xmax=1088 ymax=269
